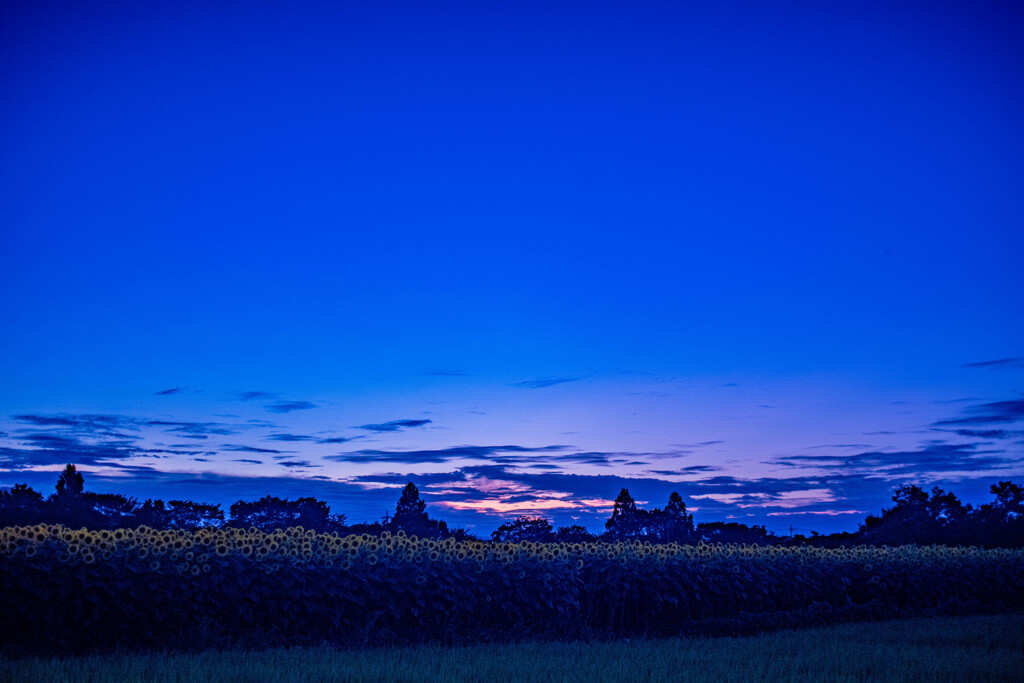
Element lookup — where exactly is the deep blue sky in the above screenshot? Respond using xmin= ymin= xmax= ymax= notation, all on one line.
xmin=2 ymin=0 xmax=1022 ymax=534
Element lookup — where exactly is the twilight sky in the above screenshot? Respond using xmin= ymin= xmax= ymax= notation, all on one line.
xmin=2 ymin=0 xmax=1022 ymax=535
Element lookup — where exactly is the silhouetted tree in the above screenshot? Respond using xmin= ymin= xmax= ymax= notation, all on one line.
xmin=395 ymin=482 xmax=426 ymax=518
xmin=228 ymin=495 xmax=342 ymax=532
xmin=697 ymin=521 xmax=774 ymax=545
xmin=9 ymin=463 xmax=1017 ymax=549
xmin=166 ymin=500 xmax=225 ymax=529
xmin=990 ymin=481 xmax=1024 ymax=518
xmin=783 ymin=530 xmax=860 ymax=548
xmin=54 ymin=464 xmax=84 ymax=497
xmin=79 ymin=492 xmax=139 ymax=529
xmin=50 ymin=471 xmax=138 ymax=529
xmin=491 ymin=515 xmax=555 ymax=543
xmin=445 ymin=527 xmax=481 ymax=542
xmin=556 ymin=524 xmax=597 ymax=543
xmin=49 ymin=464 xmax=98 ymax=527
xmin=860 ymin=484 xmax=971 ymax=545
xmin=971 ymin=481 xmax=1024 ymax=548
xmin=133 ymin=499 xmax=225 ymax=529
xmin=605 ymin=488 xmax=647 ymax=540
xmin=346 ymin=520 xmax=386 ymax=536
xmin=132 ymin=499 xmax=170 ymax=528
xmin=0 ymin=484 xmax=47 ymax=526
xmin=389 ymin=482 xmax=448 ymax=538
xmin=647 ymin=492 xmax=695 ymax=543
xmin=1 ymin=466 xmax=138 ymax=528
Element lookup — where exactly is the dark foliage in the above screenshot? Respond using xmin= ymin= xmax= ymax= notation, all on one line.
xmin=1 ymin=464 xmax=1022 ymax=547
xmin=697 ymin=522 xmax=775 ymax=545
xmin=604 ymin=489 xmax=695 ymax=543
xmin=54 ymin=464 xmax=83 ymax=497
xmin=491 ymin=516 xmax=555 ymax=543
xmin=556 ymin=525 xmax=597 ymax=543
xmin=604 ymin=488 xmax=643 ymax=540
xmin=133 ymin=499 xmax=225 ymax=530
xmin=227 ymin=495 xmax=345 ymax=533
xmin=387 ymin=482 xmax=449 ymax=539
xmin=859 ymin=482 xmax=1024 ymax=548
xmin=0 ymin=484 xmax=45 ymax=527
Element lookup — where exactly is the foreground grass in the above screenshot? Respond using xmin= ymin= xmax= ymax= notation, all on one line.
xmin=4 ymin=614 xmax=1022 ymax=682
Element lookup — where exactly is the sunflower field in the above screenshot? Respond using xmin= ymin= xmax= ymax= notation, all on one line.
xmin=1 ymin=524 xmax=1022 ymax=653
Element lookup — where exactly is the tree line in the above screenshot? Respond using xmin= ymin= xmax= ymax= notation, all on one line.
xmin=1 ymin=464 xmax=1021 ymax=547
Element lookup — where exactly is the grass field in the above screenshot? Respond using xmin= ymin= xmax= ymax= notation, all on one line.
xmin=3 ymin=613 xmax=1022 ymax=682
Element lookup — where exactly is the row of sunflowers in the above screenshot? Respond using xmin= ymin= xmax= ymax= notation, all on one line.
xmin=2 ymin=524 xmax=1022 ymax=652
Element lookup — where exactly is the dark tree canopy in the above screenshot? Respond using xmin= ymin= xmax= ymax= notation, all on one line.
xmin=602 ymin=490 xmax=696 ymax=542
xmin=860 ymin=485 xmax=973 ymax=546
xmin=990 ymin=481 xmax=1023 ymax=518
xmin=646 ymin=492 xmax=695 ymax=543
xmin=395 ymin=482 xmax=427 ymax=520
xmin=54 ymin=464 xmax=84 ymax=497
xmin=556 ymin=524 xmax=597 ymax=543
xmin=605 ymin=488 xmax=644 ymax=540
xmin=0 ymin=484 xmax=46 ymax=527
xmin=135 ymin=499 xmax=225 ymax=530
xmin=389 ymin=482 xmax=448 ymax=538
xmin=1 ymin=465 xmax=1022 ymax=547
xmin=697 ymin=521 xmax=774 ymax=545
xmin=974 ymin=481 xmax=1024 ymax=548
xmin=491 ymin=516 xmax=555 ymax=543
xmin=227 ymin=495 xmax=342 ymax=533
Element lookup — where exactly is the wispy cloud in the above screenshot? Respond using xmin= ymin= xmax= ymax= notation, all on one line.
xmin=945 ymin=428 xmax=1023 ymax=439
xmin=154 ymin=387 xmax=187 ymax=396
xmin=278 ymin=460 xmax=320 ymax=468
xmin=774 ymin=443 xmax=1021 ymax=476
xmin=266 ymin=434 xmax=316 ymax=442
xmin=510 ymin=377 xmax=580 ymax=389
xmin=933 ymin=399 xmax=1024 ymax=426
xmin=0 ymin=435 xmax=156 ymax=471
xmin=265 ymin=401 xmax=317 ymax=414
xmin=356 ymin=419 xmax=432 ymax=433
xmin=326 ymin=444 xmax=570 ymax=465
xmin=648 ymin=465 xmax=720 ymax=475
xmin=324 ymin=444 xmax=691 ymax=470
xmin=223 ymin=444 xmax=290 ymax=454
xmin=13 ymin=413 xmax=140 ymax=437
xmin=147 ymin=420 xmax=235 ymax=438
xmin=232 ymin=458 xmax=263 ymax=465
xmin=960 ymin=358 xmax=1024 ymax=369
xmin=235 ymin=391 xmax=277 ymax=401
